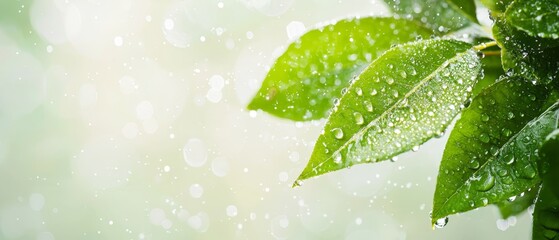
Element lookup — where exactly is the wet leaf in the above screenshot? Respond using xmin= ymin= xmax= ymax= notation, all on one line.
xmin=295 ymin=39 xmax=480 ymax=183
xmin=432 ymin=79 xmax=555 ymax=223
xmin=473 ymin=37 xmax=504 ymax=96
xmin=533 ymin=129 xmax=559 ymax=239
xmin=383 ymin=0 xmax=473 ymax=32
xmin=247 ymin=17 xmax=433 ymax=121
xmin=506 ymin=0 xmax=559 ymax=39
xmin=496 ymin=184 xmax=539 ymax=219
xmin=480 ymin=0 xmax=513 ymax=12
xmin=445 ymin=0 xmax=479 ymax=24
xmin=492 ymin=15 xmax=559 ymax=84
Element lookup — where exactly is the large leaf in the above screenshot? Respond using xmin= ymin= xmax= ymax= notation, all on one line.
xmin=432 ymin=80 xmax=555 ymax=223
xmin=445 ymin=0 xmax=479 ymax=23
xmin=247 ymin=17 xmax=433 ymax=121
xmin=496 ymin=184 xmax=539 ymax=219
xmin=294 ymin=39 xmax=480 ymax=184
xmin=506 ymin=0 xmax=559 ymax=39
xmin=534 ymin=131 xmax=559 ymax=240
xmin=480 ymin=0 xmax=513 ymax=12
xmin=383 ymin=0 xmax=473 ymax=33
xmin=492 ymin=15 xmax=559 ymax=84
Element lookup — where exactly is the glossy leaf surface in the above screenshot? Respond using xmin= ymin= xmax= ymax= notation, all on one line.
xmin=295 ymin=39 xmax=480 ymax=184
xmin=248 ymin=17 xmax=433 ymax=121
xmin=446 ymin=0 xmax=478 ymax=23
xmin=432 ymin=77 xmax=553 ymax=223
xmin=497 ymin=184 xmax=539 ymax=219
xmin=506 ymin=0 xmax=559 ymax=39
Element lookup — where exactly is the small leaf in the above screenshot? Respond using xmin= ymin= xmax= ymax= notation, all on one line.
xmin=295 ymin=39 xmax=480 ymax=183
xmin=496 ymin=184 xmax=539 ymax=219
xmin=248 ymin=17 xmax=433 ymax=121
xmin=445 ymin=0 xmax=479 ymax=23
xmin=492 ymin=15 xmax=559 ymax=84
xmin=506 ymin=0 xmax=559 ymax=39
xmin=479 ymin=0 xmax=513 ymax=12
xmin=432 ymin=78 xmax=555 ymax=223
xmin=383 ymin=0 xmax=473 ymax=32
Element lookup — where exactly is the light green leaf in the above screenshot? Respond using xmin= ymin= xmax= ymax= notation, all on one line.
xmin=480 ymin=0 xmax=513 ymax=12
xmin=493 ymin=15 xmax=559 ymax=84
xmin=432 ymin=79 xmax=555 ymax=223
xmin=383 ymin=0 xmax=473 ymax=32
xmin=506 ymin=0 xmax=559 ymax=39
xmin=247 ymin=17 xmax=433 ymax=121
xmin=295 ymin=39 xmax=480 ymax=184
xmin=496 ymin=184 xmax=539 ymax=219
xmin=445 ymin=0 xmax=479 ymax=24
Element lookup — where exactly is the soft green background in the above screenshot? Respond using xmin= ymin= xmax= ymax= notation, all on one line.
xmin=0 ymin=0 xmax=531 ymax=239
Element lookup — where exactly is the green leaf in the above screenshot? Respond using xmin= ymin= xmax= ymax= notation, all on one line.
xmin=383 ymin=0 xmax=473 ymax=32
xmin=432 ymin=79 xmax=555 ymax=223
xmin=506 ymin=0 xmax=559 ymax=39
xmin=294 ymin=39 xmax=480 ymax=184
xmin=492 ymin=15 xmax=559 ymax=84
xmin=496 ymin=184 xmax=539 ymax=219
xmin=480 ymin=0 xmax=513 ymax=12
xmin=247 ymin=17 xmax=433 ymax=121
xmin=445 ymin=0 xmax=479 ymax=24
xmin=473 ymin=37 xmax=504 ymax=96
xmin=533 ymin=183 xmax=559 ymax=240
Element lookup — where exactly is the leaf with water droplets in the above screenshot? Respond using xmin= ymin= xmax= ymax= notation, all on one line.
xmin=533 ymin=129 xmax=559 ymax=240
xmin=445 ymin=0 xmax=479 ymax=24
xmin=496 ymin=184 xmax=539 ymax=219
xmin=479 ymin=0 xmax=513 ymax=12
xmin=506 ymin=0 xmax=559 ymax=39
xmin=383 ymin=0 xmax=474 ymax=32
xmin=432 ymin=77 xmax=555 ymax=224
xmin=247 ymin=17 xmax=433 ymax=121
xmin=493 ymin=15 xmax=559 ymax=84
xmin=295 ymin=39 xmax=481 ymax=184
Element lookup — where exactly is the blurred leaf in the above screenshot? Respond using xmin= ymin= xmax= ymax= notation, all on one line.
xmin=295 ymin=39 xmax=480 ymax=184
xmin=248 ymin=17 xmax=433 ymax=121
xmin=432 ymin=77 xmax=554 ymax=223
xmin=492 ymin=15 xmax=559 ymax=84
xmin=383 ymin=0 xmax=473 ymax=32
xmin=480 ymin=0 xmax=513 ymax=12
xmin=445 ymin=0 xmax=479 ymax=23
xmin=496 ymin=184 xmax=539 ymax=219
xmin=533 ymin=129 xmax=559 ymax=239
xmin=506 ymin=0 xmax=559 ymax=39
xmin=473 ymin=43 xmax=504 ymax=96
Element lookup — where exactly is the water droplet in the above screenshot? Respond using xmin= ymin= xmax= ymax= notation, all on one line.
xmin=507 ymin=112 xmax=514 ymax=119
xmin=399 ymin=71 xmax=407 ymax=78
xmin=334 ymin=152 xmax=342 ymax=164
xmin=502 ymin=128 xmax=512 ymax=137
xmin=507 ymin=196 xmax=517 ymax=202
xmin=364 ymin=101 xmax=373 ymax=112
xmin=394 ymin=129 xmax=401 ymax=135
xmin=468 ymin=159 xmax=480 ymax=170
xmin=481 ymin=197 xmax=489 ymax=206
xmin=412 ymin=145 xmax=420 ymax=152
xmin=434 ymin=217 xmax=448 ymax=228
xmin=476 ymin=172 xmax=495 ymax=192
xmin=332 ymin=128 xmax=344 ymax=139
xmin=353 ymin=112 xmax=364 ymax=125
xmin=479 ymin=134 xmax=490 ymax=143
xmin=496 ymin=169 xmax=508 ymax=177
xmin=481 ymin=113 xmax=489 ymax=122
xmin=293 ymin=180 xmax=303 ymax=187
xmin=370 ymin=89 xmax=378 ymax=96
xmin=355 ymin=87 xmax=363 ymax=96
xmin=392 ymin=90 xmax=399 ymax=98
xmin=521 ymin=164 xmax=536 ymax=179
xmin=390 ymin=156 xmax=398 ymax=162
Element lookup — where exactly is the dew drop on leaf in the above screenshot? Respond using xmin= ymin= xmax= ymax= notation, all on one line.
xmin=480 ymin=113 xmax=489 ymax=122
xmin=364 ymin=101 xmax=373 ymax=112
xmin=507 ymin=196 xmax=517 ymax=202
xmin=476 ymin=172 xmax=495 ymax=192
xmin=332 ymin=128 xmax=344 ymax=139
xmin=434 ymin=217 xmax=449 ymax=228
xmin=479 ymin=134 xmax=490 ymax=143
xmin=353 ymin=112 xmax=364 ymax=125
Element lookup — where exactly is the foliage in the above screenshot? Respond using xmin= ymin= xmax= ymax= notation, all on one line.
xmin=249 ymin=0 xmax=559 ymax=238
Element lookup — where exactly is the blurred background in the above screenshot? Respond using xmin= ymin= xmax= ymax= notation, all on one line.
xmin=0 ymin=0 xmax=532 ymax=239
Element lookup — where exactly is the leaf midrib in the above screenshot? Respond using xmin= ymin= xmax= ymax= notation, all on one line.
xmin=303 ymin=45 xmax=474 ymax=179
xmin=433 ymin=101 xmax=559 ymax=220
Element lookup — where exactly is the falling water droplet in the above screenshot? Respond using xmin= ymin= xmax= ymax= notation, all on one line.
xmin=434 ymin=217 xmax=449 ymax=229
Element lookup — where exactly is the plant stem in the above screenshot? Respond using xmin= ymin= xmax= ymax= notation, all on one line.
xmin=481 ymin=50 xmax=501 ymax=57
xmin=473 ymin=41 xmax=498 ymax=51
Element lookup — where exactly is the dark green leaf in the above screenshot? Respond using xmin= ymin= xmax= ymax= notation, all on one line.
xmin=295 ymin=39 xmax=480 ymax=184
xmin=506 ymin=0 xmax=559 ymax=39
xmin=492 ymin=15 xmax=559 ymax=84
xmin=496 ymin=184 xmax=539 ymax=219
xmin=445 ymin=0 xmax=479 ymax=23
xmin=473 ymin=38 xmax=504 ymax=96
xmin=383 ymin=0 xmax=473 ymax=32
xmin=533 ymin=183 xmax=559 ymax=240
xmin=247 ymin=17 xmax=433 ymax=121
xmin=432 ymin=77 xmax=553 ymax=223
xmin=480 ymin=0 xmax=513 ymax=12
